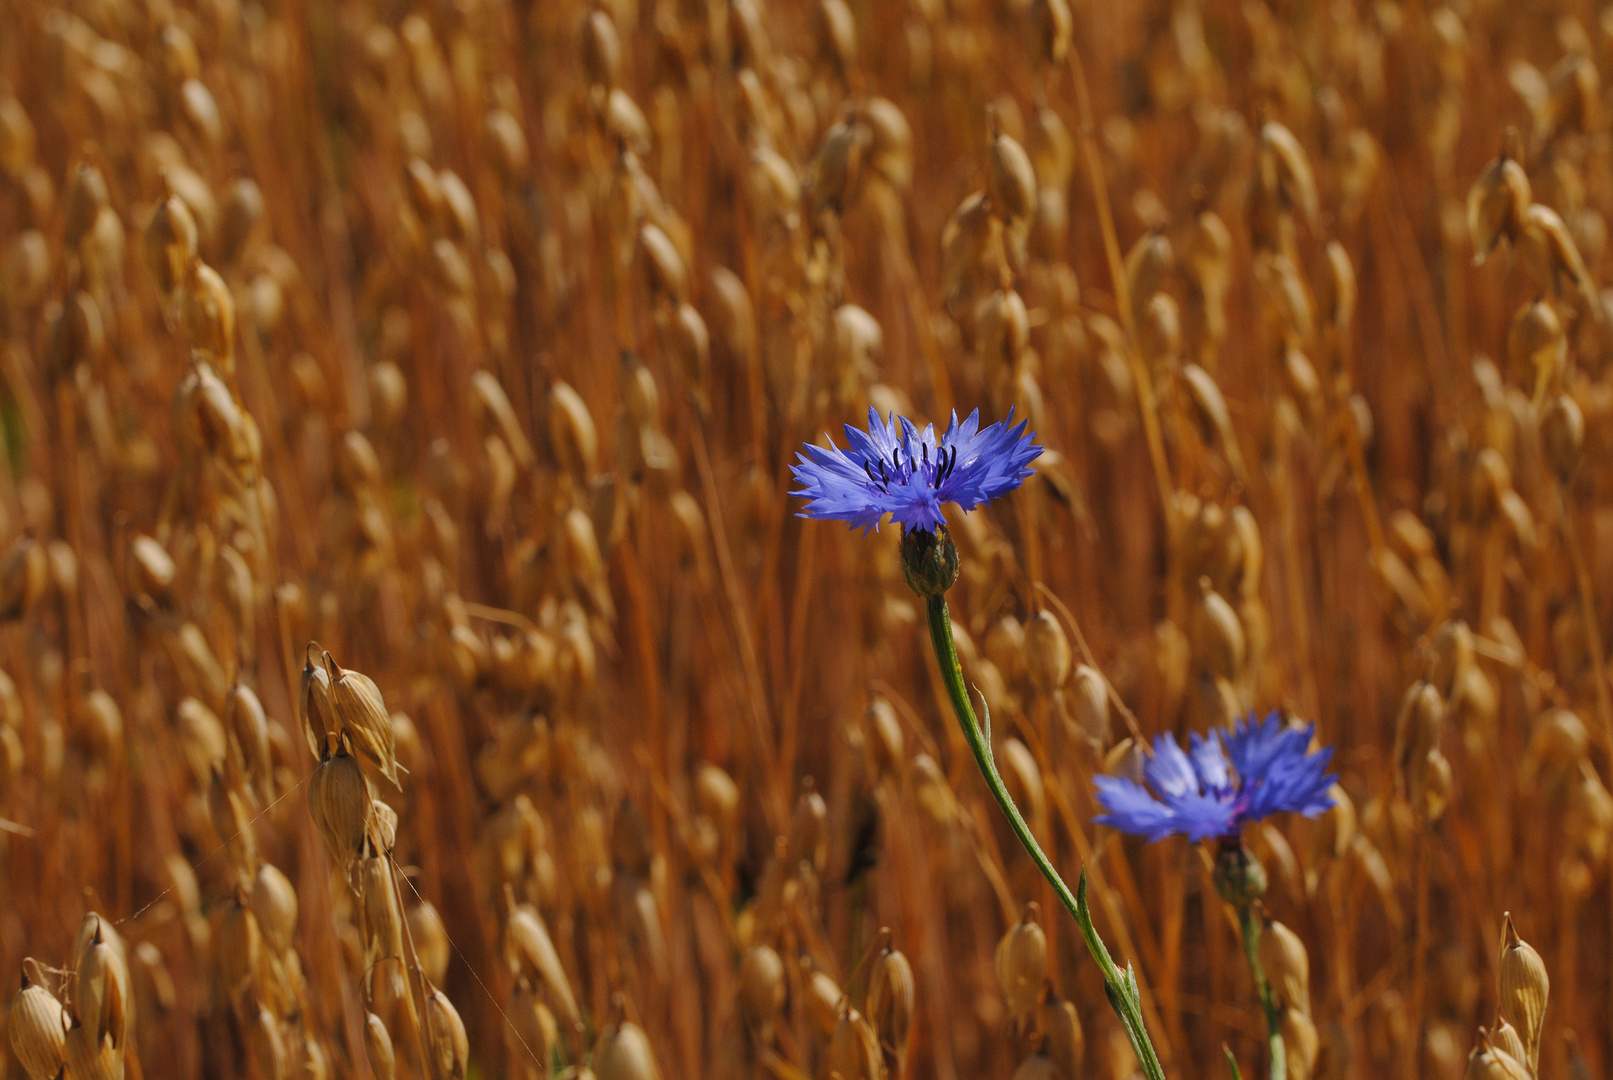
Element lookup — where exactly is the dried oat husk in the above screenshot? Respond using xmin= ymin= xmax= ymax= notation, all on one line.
xmin=358 ymin=845 xmax=404 ymax=964
xmin=322 ymin=654 xmax=400 ymax=791
xmin=829 ymin=1007 xmax=882 ymax=1080
xmin=506 ymin=981 xmax=556 ymax=1077
xmin=1258 ymin=121 xmax=1318 ymax=225
xmin=299 ymin=655 xmax=336 ymax=760
xmin=10 ymin=958 xmax=68 ymax=1080
xmin=217 ymin=888 xmax=262 ymax=1003
xmin=1037 ymin=990 xmax=1083 ymax=1080
xmin=423 ymin=985 xmax=469 ymax=1080
xmin=1463 ymin=1029 xmax=1530 ymax=1080
xmin=1260 ymin=916 xmax=1310 ymax=1015
xmin=225 ymin=684 xmax=272 ymax=796
xmin=739 ymin=945 xmax=786 ymax=1026
xmin=548 ymin=382 xmax=599 ymax=480
xmin=74 ymin=915 xmax=127 ymax=1048
xmin=1518 ymin=203 xmax=1598 ymax=308
xmin=865 ymin=698 xmax=904 ymax=781
xmin=1489 ymin=1016 xmax=1526 ymax=1064
xmin=1426 ymin=621 xmax=1475 ymax=699
xmin=1497 ymin=914 xmax=1547 ymax=1070
xmin=867 ymin=946 xmax=914 ymax=1074
xmin=1541 ymin=394 xmax=1584 ymax=481
xmin=1393 ymin=682 xmax=1443 ymax=788
xmin=308 ymin=733 xmax=372 ymax=870
xmin=1010 ymin=1055 xmax=1059 ymax=1080
xmin=786 ymin=786 xmax=828 ymax=873
xmin=1282 ymin=1006 xmax=1320 ymax=1080
xmin=1468 ymin=146 xmax=1531 ymax=262
xmin=63 ymin=1019 xmax=122 ymax=1080
xmin=1190 ymin=578 xmax=1246 ymax=682
xmin=0 ymin=534 xmax=47 ymax=621
xmin=505 ymin=889 xmax=581 ymax=1031
xmin=1068 ymin=665 xmax=1110 ymax=748
xmin=1023 ymin=610 xmax=1070 ymax=695
xmin=996 ymin=905 xmax=1048 ymax=1019
xmin=409 ymin=903 xmax=449 ymax=988
xmin=245 ymin=1005 xmax=285 ymax=1080
xmin=364 ymin=1012 xmax=396 ymax=1080
xmin=145 ymin=193 xmax=198 ymax=296
xmin=598 ymin=1021 xmax=662 ymax=1080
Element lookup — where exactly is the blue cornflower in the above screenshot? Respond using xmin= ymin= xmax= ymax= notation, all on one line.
xmin=1095 ymin=713 xmax=1336 ymax=843
xmin=791 ymin=407 xmax=1042 ymax=533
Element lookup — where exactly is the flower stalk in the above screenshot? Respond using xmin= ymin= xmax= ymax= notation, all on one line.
xmin=1237 ymin=901 xmax=1286 ymax=1080
xmin=923 ymin=589 xmax=1168 ymax=1080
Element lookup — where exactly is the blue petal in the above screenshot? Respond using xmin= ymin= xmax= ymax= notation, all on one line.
xmin=1225 ymin=715 xmax=1338 ymax=825
xmin=1145 ymin=733 xmax=1199 ymax=798
xmin=790 ymin=407 xmax=1042 ymax=531
xmin=1188 ymin=730 xmax=1231 ymax=794
xmin=1094 ymin=776 xmax=1179 ymax=841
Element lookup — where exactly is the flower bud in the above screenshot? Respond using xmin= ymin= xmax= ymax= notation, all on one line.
xmin=899 ymin=526 xmax=959 ymax=597
xmin=1212 ymin=844 xmax=1268 ymax=905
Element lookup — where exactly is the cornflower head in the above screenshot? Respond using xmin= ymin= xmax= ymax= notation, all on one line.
xmin=1095 ymin=713 xmax=1336 ymax=846
xmin=791 ymin=406 xmax=1041 ymax=594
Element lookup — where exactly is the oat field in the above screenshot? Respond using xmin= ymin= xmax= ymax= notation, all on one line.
xmin=0 ymin=0 xmax=1604 ymax=1078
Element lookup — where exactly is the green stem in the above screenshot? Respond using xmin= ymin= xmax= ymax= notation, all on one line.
xmin=1237 ymin=903 xmax=1286 ymax=1080
xmin=925 ymin=594 xmax=1168 ymax=1080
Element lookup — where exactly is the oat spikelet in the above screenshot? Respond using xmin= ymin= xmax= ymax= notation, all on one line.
xmin=10 ymin=959 xmax=68 ymax=1080
xmin=323 ymin=653 xmax=401 ymax=791
xmin=1497 ymin=914 xmax=1548 ymax=1071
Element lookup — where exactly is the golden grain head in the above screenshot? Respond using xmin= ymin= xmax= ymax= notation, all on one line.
xmin=1497 ymin=914 xmax=1548 ymax=1070
xmin=867 ymin=946 xmax=914 ymax=1060
xmin=10 ymin=959 xmax=68 ymax=1080
xmin=996 ymin=906 xmax=1049 ymax=1020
